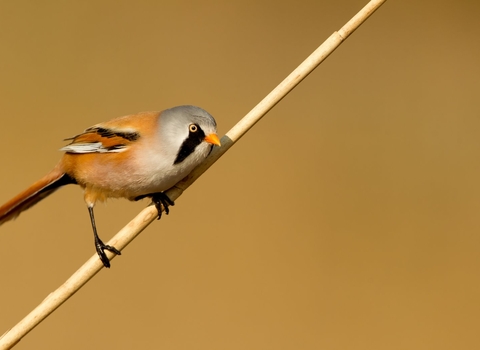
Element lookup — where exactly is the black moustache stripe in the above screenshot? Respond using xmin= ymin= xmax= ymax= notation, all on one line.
xmin=174 ymin=124 xmax=208 ymax=165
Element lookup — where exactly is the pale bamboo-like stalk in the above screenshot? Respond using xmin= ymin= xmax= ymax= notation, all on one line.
xmin=0 ymin=0 xmax=387 ymax=348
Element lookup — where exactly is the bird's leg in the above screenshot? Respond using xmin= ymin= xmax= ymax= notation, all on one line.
xmin=135 ymin=192 xmax=175 ymax=219
xmin=88 ymin=206 xmax=121 ymax=268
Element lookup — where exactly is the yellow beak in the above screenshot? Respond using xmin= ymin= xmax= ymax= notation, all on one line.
xmin=204 ymin=133 xmax=221 ymax=146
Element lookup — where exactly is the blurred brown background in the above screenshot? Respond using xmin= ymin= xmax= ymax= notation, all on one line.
xmin=1 ymin=1 xmax=479 ymax=349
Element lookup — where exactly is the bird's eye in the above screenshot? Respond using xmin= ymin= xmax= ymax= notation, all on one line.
xmin=189 ymin=124 xmax=198 ymax=132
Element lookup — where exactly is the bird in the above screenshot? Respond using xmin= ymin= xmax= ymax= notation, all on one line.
xmin=0 ymin=105 xmax=221 ymax=268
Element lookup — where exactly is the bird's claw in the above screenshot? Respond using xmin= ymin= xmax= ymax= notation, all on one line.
xmin=151 ymin=192 xmax=175 ymax=219
xmin=95 ymin=239 xmax=121 ymax=268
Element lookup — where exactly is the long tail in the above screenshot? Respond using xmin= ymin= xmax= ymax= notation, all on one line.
xmin=0 ymin=164 xmax=76 ymax=225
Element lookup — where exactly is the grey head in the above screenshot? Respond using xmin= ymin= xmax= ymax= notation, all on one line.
xmin=158 ymin=105 xmax=219 ymax=166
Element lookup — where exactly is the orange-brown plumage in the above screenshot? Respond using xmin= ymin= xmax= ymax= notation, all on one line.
xmin=60 ymin=112 xmax=163 ymax=203
xmin=0 ymin=106 xmax=220 ymax=267
xmin=0 ymin=163 xmax=70 ymax=225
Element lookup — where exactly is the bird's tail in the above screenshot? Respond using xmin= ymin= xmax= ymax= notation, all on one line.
xmin=0 ymin=163 xmax=76 ymax=225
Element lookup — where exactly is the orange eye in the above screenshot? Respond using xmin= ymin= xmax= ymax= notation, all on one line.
xmin=189 ymin=124 xmax=198 ymax=132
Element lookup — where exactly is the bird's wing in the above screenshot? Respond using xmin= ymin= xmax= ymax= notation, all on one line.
xmin=61 ymin=126 xmax=140 ymax=154
xmin=60 ymin=111 xmax=161 ymax=154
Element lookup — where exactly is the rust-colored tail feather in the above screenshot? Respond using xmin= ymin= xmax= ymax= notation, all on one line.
xmin=0 ymin=165 xmax=76 ymax=225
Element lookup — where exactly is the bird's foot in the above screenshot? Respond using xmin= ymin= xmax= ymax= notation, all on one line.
xmin=95 ymin=237 xmax=121 ymax=268
xmin=151 ymin=192 xmax=175 ymax=219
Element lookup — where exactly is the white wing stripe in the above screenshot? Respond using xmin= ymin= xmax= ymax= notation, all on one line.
xmin=60 ymin=142 xmax=127 ymax=154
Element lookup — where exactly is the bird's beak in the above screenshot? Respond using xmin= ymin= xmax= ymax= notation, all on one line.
xmin=204 ymin=133 xmax=221 ymax=146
